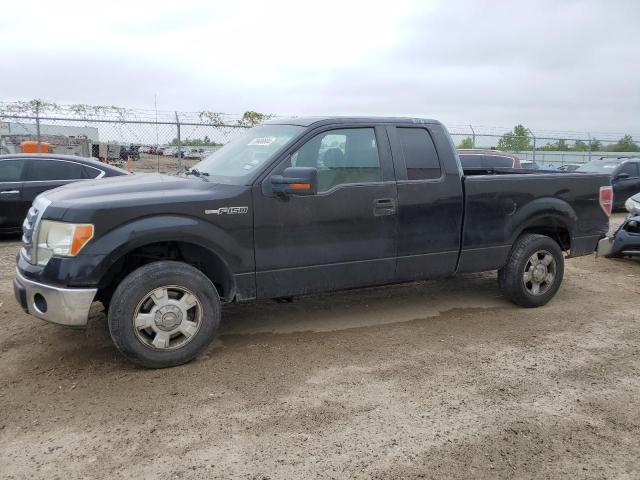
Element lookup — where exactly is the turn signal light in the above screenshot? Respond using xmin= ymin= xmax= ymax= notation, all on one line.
xmin=70 ymin=225 xmax=95 ymax=256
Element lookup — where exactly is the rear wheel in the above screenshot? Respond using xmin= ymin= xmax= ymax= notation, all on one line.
xmin=108 ymin=261 xmax=220 ymax=368
xmin=498 ymin=234 xmax=564 ymax=308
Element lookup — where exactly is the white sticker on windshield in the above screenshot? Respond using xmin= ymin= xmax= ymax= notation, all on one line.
xmin=249 ymin=137 xmax=276 ymax=146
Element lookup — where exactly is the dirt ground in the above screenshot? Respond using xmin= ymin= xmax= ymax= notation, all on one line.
xmin=0 ymin=214 xmax=639 ymax=479
xmin=125 ymin=154 xmax=200 ymax=174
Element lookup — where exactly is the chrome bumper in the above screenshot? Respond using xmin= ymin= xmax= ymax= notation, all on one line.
xmin=596 ymin=236 xmax=614 ymax=257
xmin=13 ymin=269 xmax=97 ymax=327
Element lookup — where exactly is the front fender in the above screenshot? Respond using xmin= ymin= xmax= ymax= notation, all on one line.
xmin=36 ymin=214 xmax=254 ymax=288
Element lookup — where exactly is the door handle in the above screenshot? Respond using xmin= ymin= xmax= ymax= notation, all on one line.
xmin=373 ymin=198 xmax=396 ymax=216
xmin=0 ymin=190 xmax=20 ymax=201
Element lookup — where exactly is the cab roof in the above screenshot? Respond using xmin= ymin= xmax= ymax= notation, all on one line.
xmin=264 ymin=116 xmax=442 ymax=127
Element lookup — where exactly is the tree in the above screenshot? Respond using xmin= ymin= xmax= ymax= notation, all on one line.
xmin=573 ymin=140 xmax=588 ymax=152
xmin=168 ymin=137 xmax=222 ymax=147
xmin=457 ymin=137 xmax=474 ymax=149
xmin=496 ymin=124 xmax=532 ymax=151
xmin=590 ymin=138 xmax=603 ymax=151
xmin=540 ymin=139 xmax=569 ymax=151
xmin=237 ymin=111 xmax=273 ymax=127
xmin=604 ymin=134 xmax=639 ymax=152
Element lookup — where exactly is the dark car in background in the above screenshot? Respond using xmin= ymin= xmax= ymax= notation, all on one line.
xmin=457 ymin=149 xmax=521 ymax=169
xmin=0 ymin=154 xmax=129 ymax=233
xmin=577 ymin=157 xmax=640 ymax=209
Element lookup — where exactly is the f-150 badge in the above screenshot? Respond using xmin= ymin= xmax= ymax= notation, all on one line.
xmin=205 ymin=206 xmax=249 ymax=215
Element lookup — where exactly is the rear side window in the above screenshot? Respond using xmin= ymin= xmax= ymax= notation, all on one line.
xmin=0 ymin=160 xmax=25 ymax=182
xmin=484 ymin=155 xmax=514 ymax=168
xmin=619 ymin=162 xmax=639 ymax=177
xmin=458 ymin=154 xmax=483 ymax=168
xmin=83 ymin=165 xmax=104 ymax=178
xmin=397 ymin=128 xmax=441 ymax=180
xmin=26 ymin=160 xmax=87 ymax=181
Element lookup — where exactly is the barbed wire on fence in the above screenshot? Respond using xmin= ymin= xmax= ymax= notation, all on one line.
xmin=1 ymin=100 xmax=638 ymax=172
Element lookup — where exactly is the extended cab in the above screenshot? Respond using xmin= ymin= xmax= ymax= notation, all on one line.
xmin=13 ymin=117 xmax=611 ymax=368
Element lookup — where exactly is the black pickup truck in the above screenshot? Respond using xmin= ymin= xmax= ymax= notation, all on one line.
xmin=14 ymin=117 xmax=611 ymax=368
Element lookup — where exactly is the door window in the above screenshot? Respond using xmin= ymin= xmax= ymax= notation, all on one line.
xmin=397 ymin=128 xmax=441 ymax=180
xmin=0 ymin=160 xmax=25 ymax=182
xmin=26 ymin=160 xmax=87 ymax=181
xmin=291 ymin=128 xmax=381 ymax=192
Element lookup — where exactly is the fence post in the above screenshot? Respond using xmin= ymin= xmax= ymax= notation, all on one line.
xmin=35 ymin=102 xmax=41 ymax=151
xmin=587 ymin=133 xmax=592 ymax=163
xmin=175 ymin=111 xmax=182 ymax=170
xmin=527 ymin=128 xmax=536 ymax=163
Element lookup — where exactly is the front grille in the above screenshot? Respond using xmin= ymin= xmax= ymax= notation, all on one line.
xmin=22 ymin=206 xmax=38 ymax=261
xmin=21 ymin=196 xmax=51 ymax=263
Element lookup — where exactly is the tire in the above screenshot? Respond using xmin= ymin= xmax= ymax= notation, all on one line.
xmin=498 ymin=234 xmax=564 ymax=308
xmin=108 ymin=261 xmax=220 ymax=368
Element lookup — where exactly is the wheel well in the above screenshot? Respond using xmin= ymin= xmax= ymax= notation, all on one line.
xmin=96 ymin=241 xmax=234 ymax=307
xmin=519 ymin=217 xmax=571 ymax=251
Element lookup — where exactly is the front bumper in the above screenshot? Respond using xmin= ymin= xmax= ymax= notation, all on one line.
xmin=597 ymin=215 xmax=640 ymax=258
xmin=13 ymin=269 xmax=97 ymax=327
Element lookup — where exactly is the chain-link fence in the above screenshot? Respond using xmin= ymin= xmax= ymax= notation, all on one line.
xmin=447 ymin=126 xmax=640 ymax=169
xmin=1 ymin=101 xmax=638 ymax=172
xmin=0 ymin=102 xmax=260 ymax=173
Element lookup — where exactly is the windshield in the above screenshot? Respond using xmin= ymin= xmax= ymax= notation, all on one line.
xmin=576 ymin=160 xmax=621 ymax=173
xmin=192 ymin=124 xmax=304 ymax=183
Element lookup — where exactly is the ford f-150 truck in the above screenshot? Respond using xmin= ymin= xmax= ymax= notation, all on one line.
xmin=13 ymin=117 xmax=612 ymax=368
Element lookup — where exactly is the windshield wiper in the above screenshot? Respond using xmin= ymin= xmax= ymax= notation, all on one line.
xmin=183 ymin=167 xmax=210 ymax=181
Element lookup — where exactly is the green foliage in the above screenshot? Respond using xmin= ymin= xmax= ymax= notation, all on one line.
xmin=168 ymin=137 xmax=222 ymax=146
xmin=540 ymin=139 xmax=570 ymax=151
xmin=198 ymin=111 xmax=225 ymax=126
xmin=497 ymin=124 xmax=532 ymax=151
xmin=457 ymin=137 xmax=474 ymax=149
xmin=237 ymin=111 xmax=273 ymax=127
xmin=603 ymin=134 xmax=639 ymax=152
xmin=573 ymin=140 xmax=588 ymax=151
xmin=590 ymin=138 xmax=602 ymax=150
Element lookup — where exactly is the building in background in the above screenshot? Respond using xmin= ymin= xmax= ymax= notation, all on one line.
xmin=0 ymin=121 xmax=98 ymax=156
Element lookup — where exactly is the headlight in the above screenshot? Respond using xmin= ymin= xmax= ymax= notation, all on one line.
xmin=625 ymin=197 xmax=640 ymax=215
xmin=35 ymin=221 xmax=94 ymax=266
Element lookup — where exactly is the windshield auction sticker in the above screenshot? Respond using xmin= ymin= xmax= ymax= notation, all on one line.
xmin=248 ymin=137 xmax=276 ymax=146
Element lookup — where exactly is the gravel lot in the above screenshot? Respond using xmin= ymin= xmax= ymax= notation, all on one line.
xmin=1 ymin=214 xmax=639 ymax=479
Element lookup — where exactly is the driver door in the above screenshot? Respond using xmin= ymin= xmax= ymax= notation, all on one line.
xmin=253 ymin=125 xmax=398 ymax=298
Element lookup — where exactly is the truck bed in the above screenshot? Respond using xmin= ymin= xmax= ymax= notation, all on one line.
xmin=456 ymin=170 xmax=611 ymax=273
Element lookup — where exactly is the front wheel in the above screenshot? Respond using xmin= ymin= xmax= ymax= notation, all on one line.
xmin=498 ymin=233 xmax=564 ymax=308
xmin=108 ymin=261 xmax=220 ymax=368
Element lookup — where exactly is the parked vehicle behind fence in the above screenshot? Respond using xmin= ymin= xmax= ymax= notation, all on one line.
xmin=457 ymin=149 xmax=521 ymax=169
xmin=577 ymin=157 xmax=640 ymax=209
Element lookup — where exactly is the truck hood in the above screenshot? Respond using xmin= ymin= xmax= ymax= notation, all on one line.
xmin=39 ymin=173 xmax=246 ymax=224
xmin=44 ymin=173 xmax=199 ymax=207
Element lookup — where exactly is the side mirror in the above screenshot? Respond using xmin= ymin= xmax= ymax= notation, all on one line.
xmin=615 ymin=172 xmax=630 ymax=180
xmin=270 ymin=167 xmax=318 ymax=196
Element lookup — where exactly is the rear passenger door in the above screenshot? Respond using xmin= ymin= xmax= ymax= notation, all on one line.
xmin=388 ymin=125 xmax=464 ymax=280
xmin=22 ymin=159 xmax=88 ymax=205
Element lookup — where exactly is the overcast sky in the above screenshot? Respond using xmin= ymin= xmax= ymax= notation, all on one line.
xmin=1 ymin=0 xmax=639 ymax=135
